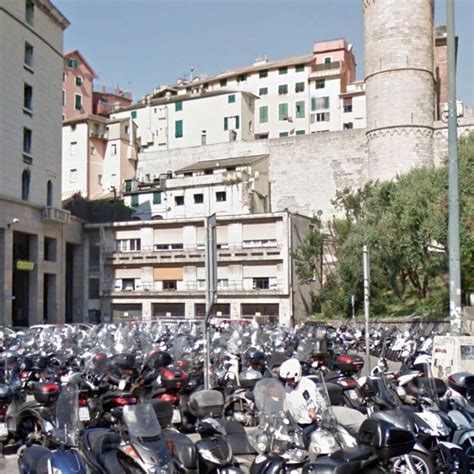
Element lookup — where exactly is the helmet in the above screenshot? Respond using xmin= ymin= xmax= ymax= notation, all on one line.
xmin=279 ymin=358 xmax=302 ymax=383
xmin=248 ymin=350 xmax=266 ymax=372
xmin=91 ymin=353 xmax=108 ymax=370
xmin=148 ymin=351 xmax=173 ymax=369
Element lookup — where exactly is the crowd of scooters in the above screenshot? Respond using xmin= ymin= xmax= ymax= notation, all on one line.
xmin=0 ymin=320 xmax=473 ymax=473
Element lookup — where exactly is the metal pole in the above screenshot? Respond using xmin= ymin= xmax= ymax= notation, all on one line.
xmin=447 ymin=0 xmax=462 ymax=336
xmin=363 ymin=245 xmax=371 ymax=376
xmin=351 ymin=294 xmax=356 ymax=325
xmin=204 ymin=214 xmax=217 ymax=389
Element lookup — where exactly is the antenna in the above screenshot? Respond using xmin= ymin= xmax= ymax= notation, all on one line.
xmin=190 ymin=67 xmax=194 ymax=81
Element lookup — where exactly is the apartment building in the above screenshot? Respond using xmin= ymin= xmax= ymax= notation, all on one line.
xmin=85 ymin=212 xmax=316 ymax=326
xmin=123 ymin=155 xmax=269 ymax=220
xmin=112 ymin=90 xmax=256 ymax=152
xmin=62 ymin=50 xmax=96 ymax=121
xmin=0 ymin=0 xmax=84 ymax=326
xmin=62 ymin=114 xmax=139 ymax=199
xmin=93 ymin=85 xmax=133 ymax=117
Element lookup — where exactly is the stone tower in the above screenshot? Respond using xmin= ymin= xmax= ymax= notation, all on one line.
xmin=364 ymin=0 xmax=435 ymax=180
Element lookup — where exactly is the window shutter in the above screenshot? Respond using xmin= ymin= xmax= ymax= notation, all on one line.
xmin=224 ymin=117 xmax=228 ymax=131
xmin=153 ymin=192 xmax=161 ymax=204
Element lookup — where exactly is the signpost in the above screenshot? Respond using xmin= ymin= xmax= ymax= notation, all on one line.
xmin=363 ymin=245 xmax=371 ymax=376
xmin=204 ymin=214 xmax=217 ymax=389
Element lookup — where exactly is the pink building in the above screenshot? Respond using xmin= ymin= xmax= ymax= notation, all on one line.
xmin=93 ymin=85 xmax=133 ymax=117
xmin=63 ymin=50 xmax=97 ymax=120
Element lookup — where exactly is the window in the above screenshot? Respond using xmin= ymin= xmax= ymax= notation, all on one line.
xmin=194 ymin=193 xmax=204 ymax=204
xmin=131 ymin=194 xmax=139 ymax=206
xmin=67 ymin=58 xmax=79 ymax=69
xmin=74 ymin=94 xmax=82 ymax=110
xmin=111 ymin=144 xmax=117 ymax=155
xmin=153 ymin=192 xmax=161 ymax=204
xmin=278 ymin=66 xmax=288 ymax=75
xmin=131 ymin=110 xmax=137 ymax=119
xmin=46 ymin=180 xmax=53 ymax=206
xmin=279 ymin=132 xmax=289 ymax=137
xmin=175 ymin=101 xmax=183 ymax=112
xmin=228 ymin=94 xmax=236 ymax=103
xmin=216 ymin=191 xmax=226 ymax=202
xmin=296 ymin=101 xmax=305 ymax=118
xmin=344 ymin=105 xmax=353 ymax=113
xmin=89 ymin=278 xmax=100 ymax=299
xmin=163 ymin=280 xmax=177 ymax=291
xmin=75 ymin=76 xmax=82 ymax=86
xmin=115 ymin=239 xmax=141 ymax=252
xmin=98 ymin=174 xmax=102 ymax=185
xmin=70 ymin=141 xmax=77 ymax=155
xmin=24 ymin=42 xmax=33 ymax=68
xmin=278 ymin=103 xmax=288 ymax=121
xmin=25 ymin=0 xmax=34 ymax=25
xmin=259 ymin=87 xmax=268 ymax=96
xmin=278 ymin=84 xmax=288 ymax=95
xmin=44 ymin=237 xmax=57 ymax=262
xmin=62 ymin=90 xmax=65 ymax=106
xmin=314 ymin=96 xmax=330 ymax=110
xmin=324 ymin=57 xmax=332 ymax=64
xmin=295 ymin=82 xmax=305 ymax=93
xmin=124 ymin=180 xmax=132 ymax=192
xmin=70 ymin=169 xmax=77 ymax=183
xmin=253 ymin=277 xmax=270 ymax=290
xmin=224 ymin=117 xmax=228 ymax=131
xmin=259 ymin=106 xmax=269 ymax=124
xmin=315 ymin=79 xmax=325 ymax=89
xmin=224 ymin=116 xmax=239 ymax=130
xmin=237 ymin=74 xmax=246 ymax=82
xmin=122 ymin=279 xmax=135 ymax=291
xmin=175 ymin=120 xmax=183 ymax=138
xmin=259 ymin=70 xmax=268 ymax=78
xmin=220 ymin=78 xmax=227 ymax=87
xmin=316 ymin=112 xmax=330 ymax=122
xmin=21 ymin=170 xmax=30 ymax=201
xmin=175 ymin=195 xmax=184 ymax=206
xmin=24 ymin=83 xmax=33 ymax=111
xmin=217 ymin=279 xmax=229 ymax=289
xmin=343 ymin=122 xmax=354 ymax=129
xmin=201 ymin=132 xmax=207 ymax=145
xmin=296 ymin=130 xmax=305 ymax=135
xmin=23 ymin=127 xmax=32 ymax=154
xmin=295 ymin=64 xmax=305 ymax=72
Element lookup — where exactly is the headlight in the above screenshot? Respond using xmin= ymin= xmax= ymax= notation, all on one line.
xmin=283 ymin=448 xmax=307 ymax=463
xmin=256 ymin=433 xmax=269 ymax=453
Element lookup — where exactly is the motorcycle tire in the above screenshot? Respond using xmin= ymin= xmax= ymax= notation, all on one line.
xmin=389 ymin=451 xmax=435 ymax=474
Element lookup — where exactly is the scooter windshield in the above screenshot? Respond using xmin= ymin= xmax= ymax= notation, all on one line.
xmin=54 ymin=384 xmax=80 ymax=447
xmin=123 ymin=403 xmax=162 ymax=438
xmin=254 ymin=378 xmax=285 ymax=414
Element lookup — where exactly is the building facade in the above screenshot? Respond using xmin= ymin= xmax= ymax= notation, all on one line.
xmin=85 ymin=212 xmax=316 ymax=326
xmin=0 ymin=0 xmax=84 ymax=326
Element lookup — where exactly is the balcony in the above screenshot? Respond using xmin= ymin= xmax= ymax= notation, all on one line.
xmin=89 ymin=130 xmax=107 ymax=140
xmin=310 ymin=61 xmax=341 ymax=78
xmin=42 ymin=207 xmax=70 ymax=224
xmin=104 ymin=241 xmax=283 ymax=264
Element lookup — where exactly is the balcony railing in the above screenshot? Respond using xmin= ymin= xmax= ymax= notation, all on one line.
xmin=42 ymin=207 xmax=70 ymax=224
xmin=311 ymin=61 xmax=341 ymax=76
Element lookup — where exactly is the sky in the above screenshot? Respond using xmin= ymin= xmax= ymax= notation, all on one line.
xmin=55 ymin=0 xmax=474 ymax=105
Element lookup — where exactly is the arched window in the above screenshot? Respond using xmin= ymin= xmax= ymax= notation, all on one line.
xmin=21 ymin=170 xmax=30 ymax=201
xmin=47 ymin=180 xmax=53 ymax=206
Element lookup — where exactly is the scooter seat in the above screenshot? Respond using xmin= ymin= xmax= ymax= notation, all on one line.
xmin=20 ymin=445 xmax=51 ymax=474
xmin=330 ymin=445 xmax=373 ymax=463
xmin=83 ymin=428 xmax=121 ymax=460
xmin=305 ymin=458 xmax=363 ymax=474
xmin=163 ymin=429 xmax=197 ymax=469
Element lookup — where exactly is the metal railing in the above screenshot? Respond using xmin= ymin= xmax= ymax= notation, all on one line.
xmin=311 ymin=61 xmax=341 ymax=73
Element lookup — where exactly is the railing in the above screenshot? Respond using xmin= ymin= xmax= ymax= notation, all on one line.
xmin=311 ymin=61 xmax=341 ymax=72
xmin=104 ymin=240 xmax=280 ymax=255
xmin=42 ymin=207 xmax=70 ymax=224
xmin=89 ymin=130 xmax=107 ymax=139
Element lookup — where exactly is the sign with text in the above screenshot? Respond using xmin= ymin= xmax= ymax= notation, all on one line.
xmin=16 ymin=260 xmax=35 ymax=271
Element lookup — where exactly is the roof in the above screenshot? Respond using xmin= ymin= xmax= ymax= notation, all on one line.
xmin=116 ymin=89 xmax=257 ymax=114
xmin=174 ymin=53 xmax=315 ymax=90
xmin=175 ymin=154 xmax=268 ymax=174
xmin=64 ymin=50 xmax=98 ymax=78
xmin=63 ymin=114 xmax=108 ymax=125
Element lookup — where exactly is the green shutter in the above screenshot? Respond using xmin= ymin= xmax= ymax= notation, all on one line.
xmin=295 ymin=82 xmax=305 ymax=93
xmin=131 ymin=110 xmax=137 ymax=119
xmin=259 ymin=87 xmax=268 ymax=96
xmin=259 ymin=106 xmax=268 ymax=124
xmin=279 ymin=103 xmax=288 ymax=121
xmin=131 ymin=194 xmax=139 ymax=207
xmin=278 ymin=66 xmax=288 ymax=75
xmin=296 ymin=130 xmax=305 ymax=135
xmin=153 ymin=192 xmax=161 ymax=204
xmin=311 ymin=98 xmax=316 ymax=111
xmin=75 ymin=94 xmax=82 ymax=110
xmin=296 ymin=101 xmax=305 ymax=118
xmin=125 ymin=180 xmax=132 ymax=192
xmin=175 ymin=101 xmax=183 ymax=112
xmin=278 ymin=84 xmax=288 ymax=95
xmin=235 ymin=115 xmax=240 ymax=129
xmin=279 ymin=132 xmax=289 ymax=137
xmin=295 ymin=64 xmax=305 ymax=73
xmin=224 ymin=117 xmax=228 ymax=131
xmin=175 ymin=120 xmax=183 ymax=138
xmin=228 ymin=94 xmax=236 ymax=103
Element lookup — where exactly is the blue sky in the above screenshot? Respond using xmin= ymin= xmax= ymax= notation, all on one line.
xmin=55 ymin=0 xmax=473 ymax=105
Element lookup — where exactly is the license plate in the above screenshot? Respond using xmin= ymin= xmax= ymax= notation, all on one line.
xmin=348 ymin=390 xmax=359 ymax=400
xmin=79 ymin=407 xmax=90 ymax=421
xmin=118 ymin=380 xmax=127 ymax=390
xmin=0 ymin=422 xmax=8 ymax=437
xmin=396 ymin=387 xmax=405 ymax=396
xmin=172 ymin=409 xmax=181 ymax=424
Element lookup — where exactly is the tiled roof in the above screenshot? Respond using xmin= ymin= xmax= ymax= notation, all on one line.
xmin=175 ymin=154 xmax=268 ymax=174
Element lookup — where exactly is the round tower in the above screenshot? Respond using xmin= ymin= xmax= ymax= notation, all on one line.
xmin=364 ymin=0 xmax=435 ymax=180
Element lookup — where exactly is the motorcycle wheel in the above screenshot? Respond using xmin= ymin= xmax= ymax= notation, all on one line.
xmin=389 ymin=452 xmax=435 ymax=474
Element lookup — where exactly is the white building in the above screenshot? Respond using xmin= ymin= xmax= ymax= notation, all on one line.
xmin=123 ymin=155 xmax=270 ymax=220
xmin=111 ymin=90 xmax=256 ymax=153
xmin=62 ymin=114 xmax=138 ymax=199
xmin=0 ymin=0 xmax=84 ymax=326
xmin=84 ymin=212 xmax=317 ymax=326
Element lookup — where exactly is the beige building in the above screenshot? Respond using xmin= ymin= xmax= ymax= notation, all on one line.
xmin=84 ymin=212 xmax=317 ymax=326
xmin=62 ymin=114 xmax=139 ymax=199
xmin=0 ymin=0 xmax=84 ymax=326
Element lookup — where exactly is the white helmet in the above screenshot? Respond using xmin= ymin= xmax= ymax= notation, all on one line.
xmin=279 ymin=358 xmax=302 ymax=383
